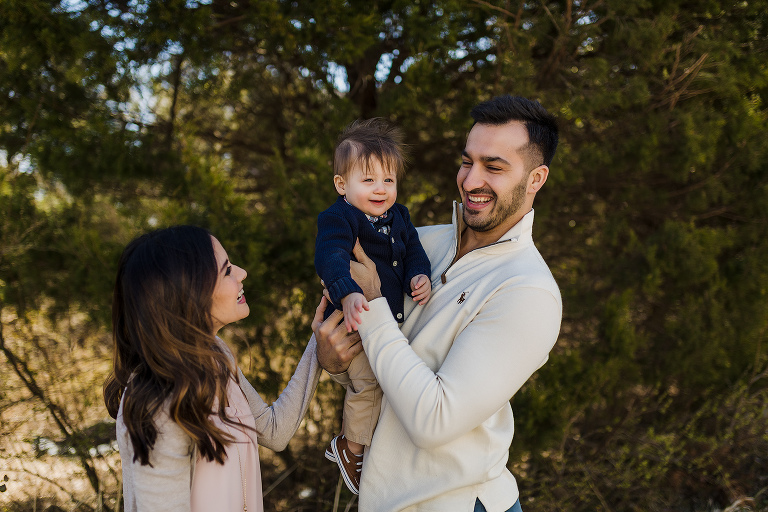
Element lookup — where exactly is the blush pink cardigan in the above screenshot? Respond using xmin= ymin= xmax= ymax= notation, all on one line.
xmin=117 ymin=336 xmax=322 ymax=511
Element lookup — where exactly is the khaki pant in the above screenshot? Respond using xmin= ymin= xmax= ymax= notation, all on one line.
xmin=342 ymin=350 xmax=382 ymax=446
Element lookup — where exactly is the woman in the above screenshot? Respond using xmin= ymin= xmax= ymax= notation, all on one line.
xmin=104 ymin=225 xmax=355 ymax=511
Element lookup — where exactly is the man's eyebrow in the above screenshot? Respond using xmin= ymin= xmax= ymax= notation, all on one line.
xmin=220 ymin=258 xmax=229 ymax=273
xmin=462 ymin=150 xmax=511 ymax=166
xmin=481 ymin=156 xmax=511 ymax=166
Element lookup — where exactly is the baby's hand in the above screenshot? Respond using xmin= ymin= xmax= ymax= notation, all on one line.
xmin=410 ymin=274 xmax=432 ymax=305
xmin=341 ymin=292 xmax=369 ymax=332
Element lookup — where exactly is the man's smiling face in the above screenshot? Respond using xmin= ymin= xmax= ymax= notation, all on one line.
xmin=457 ymin=121 xmax=535 ymax=236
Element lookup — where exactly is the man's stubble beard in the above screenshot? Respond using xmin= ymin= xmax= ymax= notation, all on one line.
xmin=462 ymin=176 xmax=528 ymax=233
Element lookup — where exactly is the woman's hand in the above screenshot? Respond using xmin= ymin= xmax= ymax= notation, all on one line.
xmin=350 ymin=240 xmax=383 ymax=301
xmin=312 ymin=296 xmax=363 ymax=374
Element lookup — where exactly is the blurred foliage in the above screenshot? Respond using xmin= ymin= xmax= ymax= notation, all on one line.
xmin=1 ymin=0 xmax=767 ymax=510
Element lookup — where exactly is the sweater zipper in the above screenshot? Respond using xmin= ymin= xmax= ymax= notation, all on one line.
xmin=440 ymin=238 xmax=513 ymax=284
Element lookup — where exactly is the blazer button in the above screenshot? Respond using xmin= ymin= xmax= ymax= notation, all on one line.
xmin=391 ymin=237 xmax=395 ymax=243
xmin=392 ymin=261 xmax=398 ymax=266
xmin=397 ymin=313 xmax=403 ymax=320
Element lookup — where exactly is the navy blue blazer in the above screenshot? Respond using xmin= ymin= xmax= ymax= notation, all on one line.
xmin=315 ymin=196 xmax=431 ymax=322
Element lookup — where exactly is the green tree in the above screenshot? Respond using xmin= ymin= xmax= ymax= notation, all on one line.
xmin=1 ymin=0 xmax=766 ymax=510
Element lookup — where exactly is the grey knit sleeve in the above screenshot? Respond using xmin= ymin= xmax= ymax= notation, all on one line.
xmin=238 ymin=335 xmax=322 ymax=451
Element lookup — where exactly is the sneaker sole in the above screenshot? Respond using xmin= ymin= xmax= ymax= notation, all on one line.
xmin=324 ymin=448 xmax=336 ymax=462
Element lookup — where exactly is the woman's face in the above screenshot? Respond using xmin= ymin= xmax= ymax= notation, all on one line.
xmin=210 ymin=236 xmax=249 ymax=334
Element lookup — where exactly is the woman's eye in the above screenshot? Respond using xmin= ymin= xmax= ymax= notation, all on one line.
xmin=225 ymin=266 xmax=232 ymax=276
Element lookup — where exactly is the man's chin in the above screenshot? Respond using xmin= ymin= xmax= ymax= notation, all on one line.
xmin=463 ymin=210 xmax=495 ymax=232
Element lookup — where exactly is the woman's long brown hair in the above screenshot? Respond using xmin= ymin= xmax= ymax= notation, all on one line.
xmin=104 ymin=225 xmax=241 ymax=465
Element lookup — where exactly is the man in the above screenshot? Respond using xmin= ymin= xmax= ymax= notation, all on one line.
xmin=315 ymin=95 xmax=562 ymax=512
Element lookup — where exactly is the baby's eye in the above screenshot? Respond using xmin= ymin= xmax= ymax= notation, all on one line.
xmin=363 ymin=178 xmax=374 ymax=182
xmin=385 ymin=178 xmax=394 ymax=183
xmin=225 ymin=266 xmax=232 ymax=276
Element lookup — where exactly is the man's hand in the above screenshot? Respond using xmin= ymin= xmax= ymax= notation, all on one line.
xmin=312 ymin=296 xmax=363 ymax=374
xmin=350 ymin=240 xmax=383 ymax=301
xmin=410 ymin=274 xmax=432 ymax=305
xmin=341 ymin=292 xmax=369 ymax=332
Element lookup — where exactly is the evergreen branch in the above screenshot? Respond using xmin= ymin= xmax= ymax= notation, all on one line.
xmin=539 ymin=0 xmax=562 ymax=35
xmin=692 ymin=205 xmax=730 ymax=220
xmin=668 ymin=158 xmax=732 ymax=197
xmin=210 ymin=14 xmax=247 ymax=29
xmin=466 ymin=0 xmax=519 ymax=19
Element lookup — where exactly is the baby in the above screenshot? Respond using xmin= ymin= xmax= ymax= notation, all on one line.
xmin=314 ymin=118 xmax=432 ymax=494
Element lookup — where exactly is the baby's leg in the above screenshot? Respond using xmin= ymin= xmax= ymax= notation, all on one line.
xmin=342 ymin=350 xmax=382 ymax=451
xmin=327 ymin=351 xmax=381 ymax=495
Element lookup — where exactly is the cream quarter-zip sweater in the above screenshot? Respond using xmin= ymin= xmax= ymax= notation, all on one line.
xmin=354 ymin=204 xmax=562 ymax=512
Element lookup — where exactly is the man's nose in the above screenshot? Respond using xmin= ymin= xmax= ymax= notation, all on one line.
xmin=462 ymin=164 xmax=485 ymax=190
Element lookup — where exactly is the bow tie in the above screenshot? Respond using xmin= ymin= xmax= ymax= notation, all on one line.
xmin=367 ymin=212 xmax=393 ymax=235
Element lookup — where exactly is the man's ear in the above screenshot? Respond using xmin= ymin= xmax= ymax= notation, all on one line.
xmin=528 ymin=165 xmax=549 ymax=194
xmin=333 ymin=174 xmax=346 ymax=195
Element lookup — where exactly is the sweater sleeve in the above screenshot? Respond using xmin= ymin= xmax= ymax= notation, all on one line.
xmin=238 ymin=335 xmax=322 ymax=451
xmin=357 ymin=286 xmax=561 ymax=449
xmin=315 ymin=210 xmax=364 ymax=305
xmin=400 ymin=209 xmax=431 ymax=285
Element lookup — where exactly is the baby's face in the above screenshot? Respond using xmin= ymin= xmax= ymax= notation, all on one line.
xmin=334 ymin=159 xmax=397 ymax=217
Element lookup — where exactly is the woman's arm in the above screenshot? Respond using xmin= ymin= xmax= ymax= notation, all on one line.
xmin=238 ymin=336 xmax=322 ymax=452
xmin=238 ymin=297 xmax=362 ymax=451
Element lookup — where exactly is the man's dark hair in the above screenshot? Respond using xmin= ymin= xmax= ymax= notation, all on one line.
xmin=470 ymin=95 xmax=559 ymax=168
